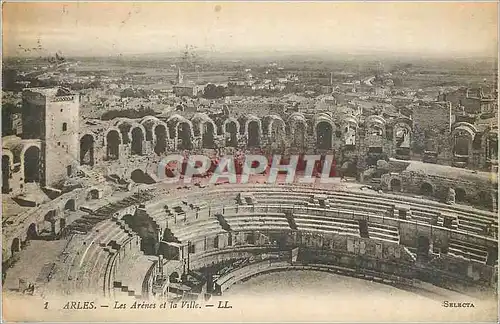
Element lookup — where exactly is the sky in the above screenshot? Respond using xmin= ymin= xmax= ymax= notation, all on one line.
xmin=2 ymin=2 xmax=498 ymax=58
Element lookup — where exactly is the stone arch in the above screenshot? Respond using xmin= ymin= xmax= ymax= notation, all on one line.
xmin=44 ymin=210 xmax=57 ymax=222
xmin=366 ymin=115 xmax=386 ymax=148
xmin=455 ymin=187 xmax=466 ymax=202
xmin=223 ymin=118 xmax=240 ymax=147
xmin=420 ymin=182 xmax=434 ymax=196
xmin=342 ymin=117 xmax=358 ymax=146
xmin=167 ymin=115 xmax=194 ymax=150
xmin=288 ymin=113 xmax=307 ymax=148
xmin=131 ymin=126 xmax=145 ymax=155
xmin=177 ymin=122 xmax=193 ymax=150
xmin=11 ymin=238 xmax=20 ymax=254
xmin=22 ymin=145 xmax=41 ymax=183
xmin=115 ymin=119 xmax=133 ymax=144
xmin=192 ymin=114 xmax=217 ymax=149
xmin=247 ymin=121 xmax=261 ymax=147
xmin=242 ymin=116 xmax=262 ymax=148
xmin=79 ymin=134 xmax=95 ymax=166
xmin=314 ymin=114 xmax=335 ymax=150
xmin=64 ymin=199 xmax=76 ymax=211
xmin=390 ymin=178 xmax=402 ymax=192
xmin=451 ymin=122 xmax=476 ymax=166
xmin=393 ymin=121 xmax=412 ymax=148
xmin=202 ymin=122 xmax=216 ymax=148
xmin=105 ymin=129 xmax=121 ymax=160
xmin=140 ymin=116 xmax=162 ymax=142
xmin=87 ymin=189 xmax=100 ymax=200
xmin=314 ymin=118 xmax=335 ymax=150
xmin=27 ymin=223 xmax=38 ymax=240
xmin=265 ymin=115 xmax=286 ymax=148
xmin=154 ymin=123 xmax=168 ymax=155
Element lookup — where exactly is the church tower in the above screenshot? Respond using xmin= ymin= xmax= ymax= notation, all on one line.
xmin=176 ymin=67 xmax=184 ymax=85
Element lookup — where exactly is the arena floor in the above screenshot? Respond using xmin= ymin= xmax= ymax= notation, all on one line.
xmin=223 ymin=270 xmax=498 ymax=322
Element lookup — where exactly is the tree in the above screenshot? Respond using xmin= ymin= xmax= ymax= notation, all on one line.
xmin=203 ymin=84 xmax=227 ymax=99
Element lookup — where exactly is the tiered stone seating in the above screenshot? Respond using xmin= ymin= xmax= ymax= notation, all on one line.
xmin=63 ymin=219 xmax=135 ymax=294
xmin=111 ymin=246 xmax=149 ymax=299
xmin=293 ymin=214 xmax=360 ymax=237
xmin=66 ymin=190 xmax=155 ymax=234
xmin=456 ymin=213 xmax=496 ymax=235
xmin=327 ymin=194 xmax=393 ymax=216
xmin=100 ymin=229 xmax=139 ymax=297
xmin=168 ymin=218 xmax=225 ymax=242
xmin=410 ymin=208 xmax=440 ymax=225
xmin=342 ymin=189 xmax=497 ymax=235
xmin=306 ymin=194 xmax=330 ymax=208
xmin=222 ymin=212 xmax=291 ymax=232
xmin=249 ymin=191 xmax=312 ymax=206
xmin=142 ymin=189 xmax=239 ymax=229
xmin=448 ymin=239 xmax=489 ymax=264
xmin=366 ymin=223 xmax=400 ymax=243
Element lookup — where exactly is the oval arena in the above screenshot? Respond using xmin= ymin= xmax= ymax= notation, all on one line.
xmin=2 ymin=87 xmax=498 ymax=309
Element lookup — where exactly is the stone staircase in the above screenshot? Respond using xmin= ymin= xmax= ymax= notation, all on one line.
xmin=64 ymin=191 xmax=155 ymax=235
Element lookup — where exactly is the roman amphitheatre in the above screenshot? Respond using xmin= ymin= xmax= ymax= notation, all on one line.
xmin=2 ymin=85 xmax=498 ymax=322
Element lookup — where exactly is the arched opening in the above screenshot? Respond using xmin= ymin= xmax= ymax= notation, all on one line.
xmin=316 ymin=122 xmax=332 ymax=150
xmin=131 ymin=169 xmax=155 ymax=184
xmin=394 ymin=127 xmax=410 ymax=148
xmin=269 ymin=120 xmax=285 ymax=146
xmin=118 ymin=124 xmax=132 ymax=144
xmin=177 ymin=122 xmax=193 ymax=150
xmin=27 ymin=223 xmax=38 ymax=240
xmin=420 ymin=182 xmax=433 ymax=196
xmin=11 ymin=238 xmax=20 ymax=254
xmin=122 ymin=214 xmax=134 ymax=226
xmin=64 ymin=199 xmax=76 ymax=211
xmin=202 ymin=123 xmax=216 ymax=149
xmin=455 ymin=188 xmax=466 ymax=203
xmin=247 ymin=121 xmax=260 ymax=147
xmin=344 ymin=125 xmax=356 ymax=146
xmin=80 ymin=134 xmax=94 ymax=166
xmin=106 ymin=130 xmax=120 ymax=160
xmin=225 ymin=121 xmax=238 ymax=147
xmin=169 ymin=271 xmax=180 ymax=283
xmin=367 ymin=123 xmax=384 ymax=149
xmin=23 ymin=146 xmax=40 ymax=183
xmin=2 ymin=155 xmax=11 ymax=193
xmin=390 ymin=178 xmax=401 ymax=192
xmin=293 ymin=122 xmax=306 ymax=148
xmin=453 ymin=136 xmax=470 ymax=156
xmin=416 ymin=236 xmax=430 ymax=261
xmin=154 ymin=125 xmax=167 ymax=155
xmin=88 ymin=189 xmax=99 ymax=200
xmin=131 ymin=127 xmax=144 ymax=155
xmin=478 ymin=191 xmax=493 ymax=210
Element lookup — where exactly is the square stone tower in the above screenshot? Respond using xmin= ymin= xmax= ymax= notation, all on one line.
xmin=22 ymin=88 xmax=80 ymax=187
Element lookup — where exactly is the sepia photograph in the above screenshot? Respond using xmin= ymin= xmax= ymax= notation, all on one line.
xmin=1 ymin=1 xmax=498 ymax=322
